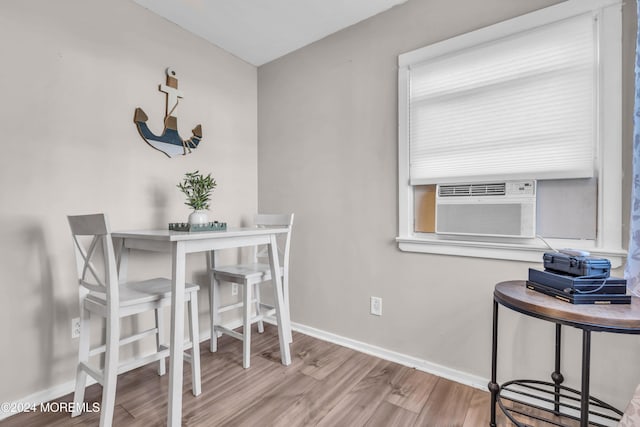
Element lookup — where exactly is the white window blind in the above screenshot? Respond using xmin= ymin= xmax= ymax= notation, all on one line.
xmin=408 ymin=13 xmax=596 ymax=185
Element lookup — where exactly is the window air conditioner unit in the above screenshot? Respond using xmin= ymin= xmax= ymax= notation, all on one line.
xmin=435 ymin=180 xmax=536 ymax=238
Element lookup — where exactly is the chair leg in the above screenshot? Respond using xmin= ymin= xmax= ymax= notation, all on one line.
xmin=242 ymin=283 xmax=252 ymax=369
xmin=187 ymin=293 xmax=201 ymax=396
xmin=155 ymin=308 xmax=166 ymax=376
xmin=254 ymin=282 xmax=264 ymax=334
xmin=72 ymin=307 xmax=91 ymax=418
xmin=99 ymin=315 xmax=119 ymax=427
xmin=282 ymin=274 xmax=292 ymax=343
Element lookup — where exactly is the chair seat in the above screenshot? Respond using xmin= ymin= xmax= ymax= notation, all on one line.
xmin=86 ymin=278 xmax=199 ymax=308
xmin=213 ymin=263 xmax=284 ymax=282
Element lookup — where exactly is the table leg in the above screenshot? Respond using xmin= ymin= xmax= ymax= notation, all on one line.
xmin=168 ymin=241 xmax=186 ymax=427
xmin=552 ymin=324 xmax=564 ymax=414
xmin=268 ymin=235 xmax=291 ymax=366
xmin=488 ymin=299 xmax=499 ymax=427
xmin=114 ymin=237 xmax=129 ymax=285
xmin=207 ymin=250 xmax=220 ymax=353
xmin=580 ymin=329 xmax=591 ymax=427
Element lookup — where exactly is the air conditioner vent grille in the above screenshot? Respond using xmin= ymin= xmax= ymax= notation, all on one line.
xmin=438 ymin=183 xmax=506 ymax=197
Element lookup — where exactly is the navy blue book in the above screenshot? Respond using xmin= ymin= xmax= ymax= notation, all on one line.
xmin=528 ymin=268 xmax=626 ymax=295
xmin=526 ymin=281 xmax=630 ymax=305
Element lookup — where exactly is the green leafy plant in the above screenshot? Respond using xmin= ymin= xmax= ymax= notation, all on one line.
xmin=177 ymin=170 xmax=217 ymax=210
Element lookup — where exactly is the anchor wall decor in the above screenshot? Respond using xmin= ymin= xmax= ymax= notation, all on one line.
xmin=134 ymin=67 xmax=203 ymax=157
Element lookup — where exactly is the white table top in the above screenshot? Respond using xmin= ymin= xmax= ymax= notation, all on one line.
xmin=112 ymin=226 xmax=289 ymax=242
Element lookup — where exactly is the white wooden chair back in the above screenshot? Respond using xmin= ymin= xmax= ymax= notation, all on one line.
xmin=67 ymin=213 xmax=119 ymax=304
xmin=254 ymin=213 xmax=294 ymax=272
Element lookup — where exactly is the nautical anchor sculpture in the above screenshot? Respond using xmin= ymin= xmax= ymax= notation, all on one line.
xmin=134 ymin=67 xmax=203 ymax=157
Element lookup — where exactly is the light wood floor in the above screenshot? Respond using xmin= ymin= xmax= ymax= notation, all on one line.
xmin=1 ymin=325 xmax=572 ymax=426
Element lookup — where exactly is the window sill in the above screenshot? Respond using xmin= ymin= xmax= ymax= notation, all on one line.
xmin=396 ymin=235 xmax=626 ymax=268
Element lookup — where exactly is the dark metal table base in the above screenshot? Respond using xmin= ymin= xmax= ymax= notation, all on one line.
xmin=497 ymin=379 xmax=622 ymax=426
xmin=489 ymin=300 xmax=623 ymax=427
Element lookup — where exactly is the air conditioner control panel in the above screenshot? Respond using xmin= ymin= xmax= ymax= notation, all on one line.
xmin=506 ymin=181 xmax=535 ymax=196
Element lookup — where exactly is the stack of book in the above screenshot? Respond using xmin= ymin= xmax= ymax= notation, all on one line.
xmin=527 ymin=252 xmax=630 ymax=304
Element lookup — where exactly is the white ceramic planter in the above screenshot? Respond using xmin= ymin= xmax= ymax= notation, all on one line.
xmin=188 ymin=210 xmax=209 ymax=225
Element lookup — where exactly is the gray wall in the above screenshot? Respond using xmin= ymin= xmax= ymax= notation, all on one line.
xmin=258 ymin=0 xmax=640 ymax=409
xmin=2 ymin=0 xmax=638 ymax=415
xmin=0 ymin=0 xmax=257 ymax=404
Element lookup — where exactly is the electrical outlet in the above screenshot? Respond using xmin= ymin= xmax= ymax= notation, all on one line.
xmin=71 ymin=317 xmax=81 ymax=338
xmin=370 ymin=296 xmax=382 ymax=316
xmin=231 ymin=283 xmax=238 ymax=296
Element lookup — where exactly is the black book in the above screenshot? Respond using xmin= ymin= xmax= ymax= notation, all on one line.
xmin=528 ymin=268 xmax=627 ymax=295
xmin=526 ymin=281 xmax=631 ymax=305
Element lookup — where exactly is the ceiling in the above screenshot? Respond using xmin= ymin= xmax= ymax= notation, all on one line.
xmin=133 ymin=0 xmax=409 ymax=66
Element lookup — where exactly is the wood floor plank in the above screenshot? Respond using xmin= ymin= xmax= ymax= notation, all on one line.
xmin=217 ymin=371 xmax=318 ymax=426
xmin=386 ymin=367 xmax=439 ymax=414
xmin=509 ymin=401 xmax=582 ymax=427
xmin=183 ymin=330 xmax=323 ymax=425
xmin=3 ymin=325 xmax=516 ymax=427
xmin=315 ymin=359 xmax=408 ymax=427
xmin=463 ymin=387 xmax=510 ymax=427
xmin=115 ymin=366 xmax=168 ymax=419
xmin=414 ymin=377 xmax=476 ymax=426
xmin=364 ymin=400 xmax=419 ymax=426
xmin=258 ymin=330 xmax=323 ymax=367
xmin=182 ymin=354 xmax=282 ymax=425
xmin=272 ymin=350 xmax=379 ymax=426
xmin=300 ymin=343 xmax=355 ymax=381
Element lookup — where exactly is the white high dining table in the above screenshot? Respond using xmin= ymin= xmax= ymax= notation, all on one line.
xmin=111 ymin=227 xmax=292 ymax=427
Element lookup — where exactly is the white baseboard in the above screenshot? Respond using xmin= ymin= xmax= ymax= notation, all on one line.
xmin=1 ymin=319 xmax=489 ymax=422
xmin=288 ymin=320 xmax=489 ymax=392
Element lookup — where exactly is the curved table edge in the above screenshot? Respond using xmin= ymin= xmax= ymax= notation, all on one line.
xmin=494 ymin=280 xmax=640 ymax=333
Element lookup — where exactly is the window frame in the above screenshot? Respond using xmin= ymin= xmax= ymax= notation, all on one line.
xmin=396 ymin=0 xmax=625 ymax=267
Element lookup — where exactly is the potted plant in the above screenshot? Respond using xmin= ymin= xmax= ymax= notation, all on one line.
xmin=177 ymin=170 xmax=217 ymax=224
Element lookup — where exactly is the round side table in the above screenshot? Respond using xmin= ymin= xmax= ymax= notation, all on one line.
xmin=489 ymin=281 xmax=640 ymax=427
